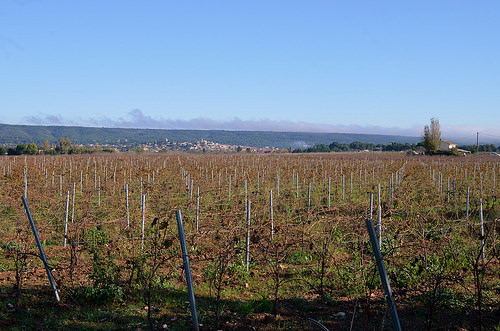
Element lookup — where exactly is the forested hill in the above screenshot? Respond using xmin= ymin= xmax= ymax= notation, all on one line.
xmin=0 ymin=123 xmax=420 ymax=149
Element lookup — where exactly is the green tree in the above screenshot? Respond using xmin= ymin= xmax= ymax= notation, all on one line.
xmin=423 ymin=118 xmax=441 ymax=154
xmin=16 ymin=144 xmax=27 ymax=155
xmin=449 ymin=146 xmax=460 ymax=156
xmin=40 ymin=139 xmax=51 ymax=154
xmin=57 ymin=138 xmax=72 ymax=154
xmin=0 ymin=146 xmax=7 ymax=155
xmin=328 ymin=141 xmax=349 ymax=152
xmin=134 ymin=147 xmax=145 ymax=153
xmin=26 ymin=142 xmax=38 ymax=155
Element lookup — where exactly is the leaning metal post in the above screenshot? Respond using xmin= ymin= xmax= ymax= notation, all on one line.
xmin=21 ymin=196 xmax=60 ymax=302
xmin=175 ymin=210 xmax=199 ymax=331
xmin=365 ymin=218 xmax=401 ymax=331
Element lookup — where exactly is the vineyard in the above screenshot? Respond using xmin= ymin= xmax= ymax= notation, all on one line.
xmin=0 ymin=152 xmax=498 ymax=330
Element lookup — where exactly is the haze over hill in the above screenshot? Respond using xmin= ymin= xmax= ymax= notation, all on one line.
xmin=18 ymin=110 xmax=498 ymax=146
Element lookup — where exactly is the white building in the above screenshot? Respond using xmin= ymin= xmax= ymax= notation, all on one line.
xmin=438 ymin=140 xmax=457 ymax=152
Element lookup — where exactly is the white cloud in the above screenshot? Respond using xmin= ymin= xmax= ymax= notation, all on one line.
xmin=22 ymin=109 xmax=499 ymax=144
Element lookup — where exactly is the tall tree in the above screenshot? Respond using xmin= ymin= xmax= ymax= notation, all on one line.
xmin=26 ymin=142 xmax=38 ymax=155
xmin=57 ymin=138 xmax=72 ymax=154
xmin=15 ymin=144 xmax=27 ymax=155
xmin=40 ymin=139 xmax=51 ymax=154
xmin=423 ymin=118 xmax=441 ymax=154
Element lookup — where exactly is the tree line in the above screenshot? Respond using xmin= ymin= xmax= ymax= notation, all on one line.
xmin=291 ymin=141 xmax=419 ymax=153
xmin=294 ymin=118 xmax=499 ymax=154
xmin=459 ymin=144 xmax=499 ymax=153
xmin=0 ymin=138 xmax=115 ymax=155
xmin=291 ymin=140 xmax=499 ymax=154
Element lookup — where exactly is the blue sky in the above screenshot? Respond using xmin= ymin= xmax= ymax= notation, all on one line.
xmin=1 ymin=0 xmax=499 ymax=143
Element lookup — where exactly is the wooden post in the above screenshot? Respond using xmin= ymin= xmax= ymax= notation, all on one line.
xmin=377 ymin=205 xmax=382 ymax=249
xmin=270 ymin=190 xmax=274 ymax=240
xmin=63 ymin=191 xmax=70 ymax=247
xmin=447 ymin=177 xmax=450 ymax=203
xmin=342 ymin=174 xmax=345 ymax=200
xmin=328 ymin=177 xmax=331 ymax=209
xmin=24 ymin=168 xmax=27 ymax=199
xmin=196 ymin=187 xmax=200 ymax=232
xmin=190 ymin=179 xmax=194 ymax=202
xmin=296 ymin=173 xmax=299 ymax=199
xmin=244 ymin=179 xmax=248 ymax=219
xmin=479 ymin=198 xmax=485 ymax=262
xmin=71 ymin=182 xmax=76 ymax=223
xmin=246 ymin=200 xmax=251 ymax=272
xmin=453 ymin=179 xmax=456 ymax=212
xmin=466 ymin=187 xmax=470 ymax=218
xmin=388 ymin=178 xmax=392 ymax=208
xmin=369 ymin=193 xmax=373 ymax=219
xmin=276 ymin=172 xmax=280 ymax=200
xmin=350 ymin=171 xmax=353 ymax=195
xmin=141 ymin=194 xmax=145 ymax=250
xmin=98 ymin=176 xmax=101 ymax=206
xmin=125 ymin=183 xmax=130 ymax=227
xmin=140 ymin=177 xmax=143 ymax=201
xmin=307 ymin=183 xmax=311 ymax=222
xmin=493 ymin=169 xmax=496 ymax=195
xmin=377 ymin=183 xmax=381 ymax=207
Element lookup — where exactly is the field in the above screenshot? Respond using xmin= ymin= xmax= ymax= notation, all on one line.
xmin=0 ymin=152 xmax=498 ymax=330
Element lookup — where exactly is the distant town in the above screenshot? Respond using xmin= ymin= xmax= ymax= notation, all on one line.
xmin=0 ymin=137 xmax=281 ymax=155
xmin=122 ymin=138 xmax=279 ymax=153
